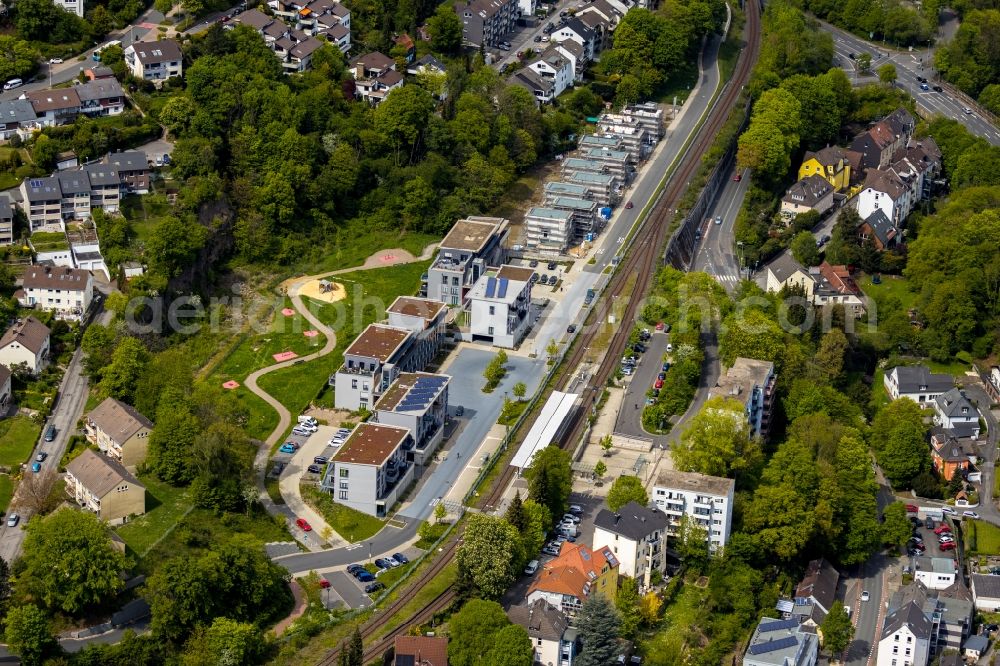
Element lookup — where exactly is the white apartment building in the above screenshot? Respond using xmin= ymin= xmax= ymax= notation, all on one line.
xmin=708 ymin=357 xmax=776 ymax=440
xmin=322 ymin=423 xmax=414 ymax=517
xmin=933 ymin=388 xmax=980 ymax=435
xmin=424 ymin=217 xmax=509 ymax=304
xmin=524 ymin=206 xmax=574 ymax=253
xmin=52 ymin=0 xmax=84 ymax=17
xmin=372 ymin=372 xmax=449 ymax=465
xmin=0 ymin=317 xmax=51 ymax=375
xmin=527 ymin=47 xmax=574 ymax=99
xmin=124 ymin=39 xmax=184 ymax=82
xmin=743 ymin=618 xmax=818 ymax=666
xmin=332 ymin=324 xmax=414 ymax=411
xmin=18 ymin=265 xmax=94 ymax=320
xmin=508 ymin=600 xmax=576 ymax=666
xmin=883 ymin=365 xmax=954 ymax=405
xmin=912 ymin=557 xmax=958 ymax=591
xmin=876 ymin=601 xmax=932 ymax=666
xmin=464 ymin=265 xmax=534 ymax=349
xmin=651 ymin=468 xmax=734 ymax=553
xmin=385 ymin=296 xmax=448 ymax=371
xmin=592 ymin=501 xmax=668 ymax=589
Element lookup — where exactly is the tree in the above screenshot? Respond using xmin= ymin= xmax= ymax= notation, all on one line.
xmin=505 ymin=491 xmax=527 ymax=532
xmin=881 ymin=502 xmax=913 ymax=549
xmin=0 ymin=36 xmax=40 ymax=83
xmin=456 ymin=515 xmax=523 ymax=599
xmin=427 ymin=3 xmax=463 ymax=54
xmin=576 ymin=595 xmax=621 ymax=666
xmin=615 ymin=576 xmax=642 ymax=638
xmin=813 ymin=329 xmax=849 ymax=383
xmin=148 ymin=390 xmax=200 ymax=484
xmin=347 ymin=626 xmax=363 ymax=666
xmin=677 ymin=515 xmax=710 ymax=569
xmin=16 ymin=509 xmax=130 ymax=615
xmin=4 ymin=604 xmax=57 ymax=666
xmin=719 ymin=309 xmax=786 ymax=368
xmin=448 ymin=599 xmax=514 ymax=666
xmin=434 ymin=502 xmax=447 ymax=524
xmin=513 ymin=381 xmax=527 ymax=400
xmin=484 ymin=624 xmax=533 ymax=666
xmin=600 ymin=434 xmax=614 ymax=457
xmin=790 ymin=230 xmax=821 ymax=266
xmin=870 ymin=398 xmax=930 ymax=488
xmin=606 ymin=475 xmax=649 ymax=511
xmin=80 ymin=323 xmax=116 ymax=379
xmin=183 ymin=617 xmax=264 ymax=665
xmin=520 ymin=499 xmax=549 ymax=558
xmin=673 ymin=397 xmax=761 ymax=480
xmin=525 ymin=445 xmax=572 ymax=522
xmin=877 ymin=62 xmax=897 ymax=86
xmin=856 ymin=52 xmax=872 ymax=73
xmin=97 ymin=336 xmax=148 ymax=404
xmin=639 ymin=591 xmax=663 ymax=625
xmin=546 ymin=339 xmax=560 ymax=362
xmin=594 ymin=461 xmax=607 ymax=480
xmin=821 ymin=601 xmax=855 ymax=655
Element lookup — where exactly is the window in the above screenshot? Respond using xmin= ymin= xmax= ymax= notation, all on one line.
xmin=488 ymin=326 xmax=494 ymax=335
xmin=340 ymin=468 xmax=349 ymax=478
xmin=489 ymin=306 xmax=495 ymax=315
xmin=441 ymin=275 xmax=448 ymax=284
xmin=339 ymin=491 xmax=348 ymax=500
xmin=351 ymin=379 xmax=358 ymax=389
xmin=339 ymin=482 xmax=348 ymax=489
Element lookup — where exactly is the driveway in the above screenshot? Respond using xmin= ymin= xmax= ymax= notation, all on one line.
xmin=615 ymin=331 xmax=670 ymax=444
xmin=277 ymin=425 xmax=340 ymax=549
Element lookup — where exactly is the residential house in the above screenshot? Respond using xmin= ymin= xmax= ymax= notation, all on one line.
xmin=287 ymin=37 xmax=324 ymax=72
xmin=76 ymin=78 xmax=126 ymax=116
xmin=386 ymin=296 xmax=448 ymax=370
xmin=350 ymin=52 xmax=403 ymax=105
xmin=57 ymin=170 xmax=91 ymax=220
xmin=0 ymin=317 xmax=50 ymax=375
xmin=971 ymin=574 xmax=1000 ymax=612
xmin=233 ymin=7 xmax=342 ymax=70
xmin=424 ymin=217 xmax=508 ymax=304
xmin=393 ymin=635 xmax=449 ymax=666
xmin=858 ymin=209 xmax=897 ymax=250
xmin=233 ymin=9 xmax=281 ymax=41
xmin=763 ymin=252 xmax=813 ymax=296
xmin=930 ymin=427 xmax=977 ymax=481
xmin=743 ymin=618 xmax=818 ymax=666
xmin=933 ymin=389 xmax=981 ymax=436
xmin=810 ymin=262 xmax=866 ymax=317
xmin=508 ymin=600 xmax=576 ymax=666
xmin=798 ymin=146 xmax=862 ymax=192
xmin=527 ymin=47 xmax=574 ymax=99
xmin=18 ymin=265 xmax=94 ymax=320
xmin=548 ymin=197 xmax=599 ymax=234
xmin=20 ymin=176 xmax=63 ymax=231
xmin=914 ymin=557 xmax=958 ymax=591
xmin=526 ymin=542 xmax=619 ymax=614
xmin=579 ymin=147 xmax=632 ymax=179
xmin=67 ymin=223 xmax=107 ymax=277
xmin=26 ymin=89 xmax=81 ymax=128
xmin=509 ymin=68 xmax=555 ymax=105
xmin=851 ymin=108 xmax=915 ymax=171
xmin=886 ymin=580 xmax=973 ymax=660
xmin=561 ymin=157 xmax=614 ymax=177
xmin=84 ymin=162 xmax=122 ymax=214
xmin=406 ymin=54 xmax=447 ymax=76
xmin=555 ymin=40 xmax=585 ymax=80
xmin=524 ymin=206 xmax=574 ymax=253
xmin=651 ymin=468 xmax=734 ymax=552
xmin=708 ymin=357 xmax=776 ymax=440
xmin=463 ymin=265 xmax=533 ymax=348
xmin=876 ymin=598 xmax=933 ymax=666
xmin=552 ymin=18 xmax=596 ymax=61
xmin=544 ymin=180 xmax=591 ymax=203
xmin=780 ymin=175 xmax=835 ymax=221
xmin=964 ymin=635 xmax=988 ymax=662
xmin=105 ymin=151 xmax=150 ymax=194
xmin=320 ymin=22 xmax=352 ymax=53
xmin=0 ymin=99 xmax=37 ymax=141
xmin=623 ymin=102 xmax=666 ymax=139
xmin=84 ymin=397 xmax=154 ymax=470
xmin=563 ymin=170 xmax=621 ymax=205
xmin=454 ymin=0 xmax=518 ymax=47
xmin=372 ymin=372 xmax=450 ymax=465
xmin=0 ymin=365 xmax=10 ymax=413
xmin=393 ymin=33 xmax=416 ymax=63
xmin=789 ymin=559 xmax=840 ymax=629
xmin=579 ymin=134 xmax=623 ymax=152
xmin=65 ymin=450 xmax=146 ymax=525
xmin=53 ymin=0 xmax=84 ymax=16
xmin=576 ymin=11 xmax=612 ymax=54
xmin=55 ymin=151 xmax=79 ymax=171
xmin=321 ymin=423 xmax=414 ymax=517
xmin=331 ymin=324 xmax=414 ymax=410
xmin=592 ymin=501 xmax=668 ymax=588
xmin=0 ymin=196 xmax=13 ymax=245
xmin=888 ymin=140 xmax=942 ymax=207
xmin=884 ymin=366 xmax=954 ymax=404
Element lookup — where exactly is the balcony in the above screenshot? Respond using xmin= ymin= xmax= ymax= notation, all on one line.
xmin=338 ymin=364 xmax=376 ymax=376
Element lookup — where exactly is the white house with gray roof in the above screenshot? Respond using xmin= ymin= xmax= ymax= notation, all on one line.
xmin=884 ymin=365 xmax=954 ymax=405
xmin=124 ymin=39 xmax=183 ymax=82
xmin=0 ymin=100 xmax=38 ymax=141
xmin=913 ymin=556 xmax=958 ymax=591
xmin=507 ymin=600 xmax=577 ymax=666
xmin=592 ymin=501 xmax=668 ymax=588
xmin=876 ymin=600 xmax=932 ymax=666
xmin=372 ymin=372 xmax=450 ymax=465
xmin=933 ymin=389 xmax=980 ymax=435
xmin=463 ymin=265 xmax=534 ymax=348
xmin=743 ymin=617 xmax=818 ymax=666
xmin=527 ymin=47 xmax=574 ymax=99
xmin=971 ymin=574 xmax=1000 ymax=612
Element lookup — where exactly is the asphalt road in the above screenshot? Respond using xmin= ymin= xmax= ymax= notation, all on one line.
xmin=692 ymin=166 xmax=749 ymax=291
xmin=614 ymin=331 xmax=669 ymax=441
xmin=820 ymin=20 xmax=1000 ymax=145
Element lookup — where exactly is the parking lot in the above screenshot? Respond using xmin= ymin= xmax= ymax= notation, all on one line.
xmin=318 ymin=545 xmax=425 ymax=609
xmin=908 ymin=513 xmax=959 ymax=561
xmin=615 ymin=329 xmax=671 ymax=442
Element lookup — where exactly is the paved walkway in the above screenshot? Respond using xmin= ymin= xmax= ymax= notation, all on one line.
xmin=246 ymin=244 xmax=439 ymax=549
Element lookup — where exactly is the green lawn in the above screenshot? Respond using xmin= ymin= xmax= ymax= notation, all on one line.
xmin=967 ymin=520 xmax=1000 ymax=555
xmin=0 ymin=474 xmax=14 ymax=515
xmin=859 ymin=274 xmax=917 ymax=311
xmin=298 ymin=227 xmax=438 ymax=275
xmin=114 ymin=474 xmax=193 ymax=557
xmin=640 ymin=581 xmax=710 ymax=659
xmin=300 ymin=485 xmax=385 ymax=542
xmin=0 ymin=417 xmax=40 ymax=467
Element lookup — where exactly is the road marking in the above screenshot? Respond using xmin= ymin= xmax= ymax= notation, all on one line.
xmin=617 ymin=236 xmax=624 ymax=244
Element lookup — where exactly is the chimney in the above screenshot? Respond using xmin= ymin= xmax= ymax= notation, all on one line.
xmin=613 ymin=512 xmax=620 ymax=524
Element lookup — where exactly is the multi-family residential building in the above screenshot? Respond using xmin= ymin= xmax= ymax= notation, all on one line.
xmin=886 ymin=581 xmax=973 ymax=659
xmin=851 ymin=108 xmax=915 ymax=171
xmin=322 ymin=423 xmax=414 ymax=517
xmin=20 ymin=162 xmax=127 ymax=229
xmin=75 ymin=78 xmax=126 ymax=116
xmin=0 ymin=196 xmax=14 ymax=245
xmin=764 ymin=254 xmax=865 ymax=316
xmin=876 ymin=599 xmax=932 ymax=666
xmin=0 ymin=317 xmax=51 ymax=375
xmin=858 ymin=209 xmax=897 ymax=250
xmin=527 ymin=542 xmax=619 ymax=614
xmin=105 ymin=151 xmax=151 ymax=194
xmin=798 ymin=145 xmax=862 ymax=192
xmin=17 ymin=265 xmax=94 ymax=320
xmin=561 ymin=157 xmax=614 ymax=177
xmin=933 ymin=389 xmax=980 ymax=435
xmin=622 ymin=102 xmax=666 ymax=138
xmin=331 ymin=324 xmax=415 ymax=410
xmin=651 ymin=468 xmax=734 ymax=552
xmin=543 ymin=180 xmax=591 ymax=203
xmin=884 ymin=365 xmax=954 ymax=404
xmin=508 ymin=600 xmax=577 ymax=666
xmin=563 ymin=170 xmax=621 ymax=204
xmin=580 ymin=146 xmax=633 ymax=176
xmin=123 ymin=39 xmax=184 ymax=82
xmin=64 ymin=450 xmax=146 ymax=525
xmin=57 ymin=170 xmax=91 ymax=220
xmin=524 ymin=206 xmax=574 ymax=253
xmin=26 ymin=89 xmax=81 ymax=128
xmin=0 ymin=99 xmax=38 ymax=141
xmin=527 ymin=47 xmax=574 ymax=99
xmin=789 ymin=558 xmax=840 ymax=629
xmin=52 ymin=0 xmax=84 ymax=17
xmin=508 ymin=68 xmax=556 ymax=105
xmin=592 ymin=501 xmax=668 ymax=588
xmin=596 ymin=114 xmax=656 ymax=155
xmin=856 ymin=168 xmax=911 ymax=227
xmin=780 ymin=174 xmax=835 ymax=221
xmin=372 ymin=372 xmax=450 ymax=465
xmin=385 ymin=296 xmax=448 ymax=369
xmin=913 ymin=557 xmax=958 ymax=591
xmin=555 ymin=40 xmax=585 ymax=80
xmin=84 ymin=162 xmax=122 ymax=214
xmin=349 ymin=52 xmax=404 ymax=105
xmin=708 ymin=357 xmax=776 ymax=440
xmin=454 ymin=0 xmax=518 ymax=47
xmin=743 ymin=618 xmax=819 ymax=666
xmin=84 ymin=397 xmax=154 ymax=470
xmin=423 ymin=217 xmax=509 ymax=304
xmin=579 ymin=134 xmax=623 ymax=152
xmin=464 ymin=265 xmax=534 ymax=348
xmin=267 ymin=0 xmax=352 ymax=52
xmin=929 ymin=426 xmax=977 ymax=481
xmin=552 ymin=18 xmax=596 ymax=61
xmin=232 ymin=7 xmax=342 ymax=71
xmin=20 ymin=176 xmax=63 ymax=231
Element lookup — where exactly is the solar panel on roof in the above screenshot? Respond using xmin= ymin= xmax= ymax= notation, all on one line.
xmin=485 ymin=276 xmax=497 ymax=298
xmin=747 ymin=636 xmax=798 ymax=656
xmin=29 ymin=179 xmax=42 ymax=187
xmin=759 ymin=619 xmax=798 ymax=633
xmin=497 ymin=278 xmax=509 ymax=298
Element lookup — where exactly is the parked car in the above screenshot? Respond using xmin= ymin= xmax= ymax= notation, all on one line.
xmin=347 ymin=564 xmax=364 ymax=574
xmin=31 ymin=462 xmax=41 ymax=473
xmin=524 ymin=559 xmax=539 ymax=574
xmin=926 ymin=516 xmax=935 ymax=528
xmin=44 ymin=425 xmax=56 ymax=442
xmin=375 ymin=558 xmax=394 ymax=569
xmin=534 ymin=35 xmax=542 ymax=42
xmin=547 ymin=261 xmax=557 ymax=270
xmin=314 ymin=456 xmax=328 ymax=464
xmin=657 ymin=372 xmax=666 ymax=381
xmin=666 ymin=343 xmax=673 ymax=352
xmin=567 ymin=324 xmax=577 ymax=334
xmin=6 ymin=513 xmax=18 ymax=527
xmin=365 ymin=582 xmax=384 ymax=594
xmin=654 ymin=378 xmax=664 ymax=389
xmin=307 ymin=464 xmax=322 ymax=474
xmin=542 ymin=545 xmax=560 ymax=556
xmin=965 ymin=511 xmax=981 ymax=519
xmin=295 ymin=517 xmax=312 ymax=531
xmin=662 ymin=362 xmax=670 ymax=372
xmin=632 ymin=343 xmax=647 ymax=354
xmin=35 ymin=452 xmax=47 ymax=462
xmin=942 ymin=507 xmax=957 ymax=515
xmin=568 ymin=505 xmax=583 ymax=514
xmin=392 ymin=552 xmax=409 ymax=564
xmin=279 ymin=443 xmax=296 ymax=454
xmin=319 ymin=578 xmax=331 ymax=589
xmin=455 ymin=405 xmax=465 ymax=417
xmin=562 ymin=513 xmax=581 ymax=524
xmin=861 ymin=590 xmax=870 ymax=602
xmin=292 ymin=427 xmax=311 ymax=436
xmin=934 ymin=525 xmax=951 ymax=535
xmin=357 ymin=571 xmax=375 ymax=582
xmin=940 ymin=541 xmax=957 ymax=551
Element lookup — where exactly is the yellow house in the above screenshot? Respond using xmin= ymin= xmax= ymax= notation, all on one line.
xmin=84 ymin=397 xmax=153 ymax=471
xmin=798 ymin=146 xmax=861 ymax=193
xmin=65 ymin=449 xmax=146 ymax=525
xmin=526 ymin=542 xmax=620 ymax=614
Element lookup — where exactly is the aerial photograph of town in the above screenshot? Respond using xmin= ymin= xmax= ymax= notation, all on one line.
xmin=0 ymin=0 xmax=997 ymax=662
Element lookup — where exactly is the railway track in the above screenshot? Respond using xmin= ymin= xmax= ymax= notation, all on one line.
xmin=317 ymin=4 xmax=762 ymax=663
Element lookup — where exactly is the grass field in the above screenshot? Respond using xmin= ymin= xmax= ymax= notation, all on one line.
xmin=0 ymin=474 xmax=14 ymax=514
xmin=300 ymin=228 xmax=438 ymax=276
xmin=859 ymin=274 xmax=917 ymax=311
xmin=0 ymin=417 xmax=40 ymax=468
xmin=641 ymin=581 xmax=710 ymax=658
xmin=115 ymin=475 xmax=193 ymax=557
xmin=300 ymin=485 xmax=385 ymax=542
xmin=968 ymin=520 xmax=1000 ymax=555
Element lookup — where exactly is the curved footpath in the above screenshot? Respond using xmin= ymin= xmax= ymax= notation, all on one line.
xmin=247 ymin=245 xmax=439 ymax=545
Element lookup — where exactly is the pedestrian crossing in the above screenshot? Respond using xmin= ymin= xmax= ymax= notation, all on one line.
xmin=712 ymin=273 xmax=741 ymax=286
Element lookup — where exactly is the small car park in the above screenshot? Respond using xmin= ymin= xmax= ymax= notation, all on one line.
xmin=295 ymin=517 xmax=312 ymax=531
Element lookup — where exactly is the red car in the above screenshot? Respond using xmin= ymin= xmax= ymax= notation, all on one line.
xmin=940 ymin=541 xmax=956 ymax=551
xmin=295 ymin=517 xmax=312 ymax=532
xmin=625 ymin=201 xmax=634 ymax=209
xmin=654 ymin=378 xmax=664 ymax=389
xmin=655 ymin=322 xmax=665 ymax=331
xmin=905 ymin=504 xmax=919 ymax=513
xmin=733 ymin=172 xmax=742 ymax=182
xmin=319 ymin=578 xmax=331 ymax=589
xmin=934 ymin=525 xmax=951 ymax=535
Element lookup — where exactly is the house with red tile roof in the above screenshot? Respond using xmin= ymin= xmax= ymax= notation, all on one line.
xmin=526 ymin=542 xmax=619 ymax=615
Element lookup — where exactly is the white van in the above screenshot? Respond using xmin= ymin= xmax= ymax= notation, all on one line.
xmin=297 ymin=415 xmax=318 ymax=426
xmin=3 ymin=79 xmax=23 ymax=91
xmin=524 ymin=560 xmax=539 ymax=575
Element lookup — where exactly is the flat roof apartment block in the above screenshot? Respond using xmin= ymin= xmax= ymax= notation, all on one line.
xmin=373 ymin=372 xmax=450 ymax=464
xmin=386 ymin=296 xmax=448 ymax=371
xmin=651 ymin=468 xmax=735 ymax=552
xmin=563 ymin=170 xmax=621 ymax=205
xmin=580 ymin=147 xmax=634 ymax=174
xmin=425 ymin=217 xmax=509 ymax=304
xmin=622 ymin=103 xmax=666 ymax=138
xmin=743 ymin=618 xmax=818 ymax=666
xmin=323 ymin=422 xmax=414 ymax=517
xmin=464 ymin=265 xmax=533 ymax=348
xmin=543 ymin=181 xmax=590 ymax=201
xmin=546 ymin=196 xmax=599 ymax=233
xmin=707 ymin=357 xmax=776 ymax=440
xmin=332 ymin=324 xmax=414 ymax=410
xmin=524 ymin=207 xmax=574 ymax=253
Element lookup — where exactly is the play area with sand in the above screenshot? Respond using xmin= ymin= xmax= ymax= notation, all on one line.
xmin=296 ymin=278 xmax=348 ymax=303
